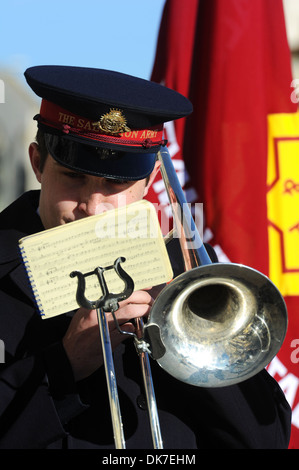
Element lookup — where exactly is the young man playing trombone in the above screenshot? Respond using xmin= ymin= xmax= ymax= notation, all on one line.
xmin=0 ymin=65 xmax=291 ymax=449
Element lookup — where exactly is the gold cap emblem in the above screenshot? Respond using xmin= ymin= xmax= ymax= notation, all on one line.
xmin=93 ymin=108 xmax=131 ymax=135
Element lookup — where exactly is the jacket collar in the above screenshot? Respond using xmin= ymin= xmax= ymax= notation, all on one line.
xmin=0 ymin=190 xmax=44 ymax=266
xmin=0 ymin=190 xmax=44 ymax=300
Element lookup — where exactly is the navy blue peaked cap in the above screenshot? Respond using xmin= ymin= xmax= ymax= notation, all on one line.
xmin=24 ymin=65 xmax=193 ymax=180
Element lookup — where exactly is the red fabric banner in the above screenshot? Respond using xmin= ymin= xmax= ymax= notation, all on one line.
xmin=148 ymin=0 xmax=299 ymax=448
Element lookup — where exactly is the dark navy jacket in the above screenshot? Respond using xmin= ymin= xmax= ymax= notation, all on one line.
xmin=0 ymin=191 xmax=291 ymax=449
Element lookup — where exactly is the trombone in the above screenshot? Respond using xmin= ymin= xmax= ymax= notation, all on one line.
xmin=89 ymin=146 xmax=288 ymax=448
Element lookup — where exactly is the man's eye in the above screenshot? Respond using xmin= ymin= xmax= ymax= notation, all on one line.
xmin=106 ymin=178 xmax=128 ymax=185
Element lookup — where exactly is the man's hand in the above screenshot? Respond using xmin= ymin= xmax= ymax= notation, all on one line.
xmin=62 ymin=289 xmax=153 ymax=381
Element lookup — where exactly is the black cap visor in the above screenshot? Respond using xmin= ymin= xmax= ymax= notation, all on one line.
xmin=44 ymin=133 xmax=158 ymax=181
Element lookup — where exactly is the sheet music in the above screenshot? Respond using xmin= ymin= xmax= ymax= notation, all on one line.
xmin=19 ymin=200 xmax=173 ymax=319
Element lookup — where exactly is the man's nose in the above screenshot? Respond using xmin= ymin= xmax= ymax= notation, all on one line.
xmin=83 ymin=193 xmax=108 ymax=216
xmin=78 ymin=184 xmax=114 ymax=216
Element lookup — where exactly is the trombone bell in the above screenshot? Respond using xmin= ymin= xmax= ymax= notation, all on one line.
xmin=145 ymin=262 xmax=287 ymax=387
xmin=142 ymin=145 xmax=288 ymax=388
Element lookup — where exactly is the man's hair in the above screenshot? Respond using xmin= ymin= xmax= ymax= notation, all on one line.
xmin=35 ymin=129 xmax=48 ymax=172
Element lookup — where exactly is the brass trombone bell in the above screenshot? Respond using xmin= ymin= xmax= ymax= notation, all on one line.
xmin=144 ymin=262 xmax=287 ymax=387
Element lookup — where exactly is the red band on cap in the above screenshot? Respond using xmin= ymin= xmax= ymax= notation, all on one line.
xmin=37 ymin=99 xmax=165 ymax=149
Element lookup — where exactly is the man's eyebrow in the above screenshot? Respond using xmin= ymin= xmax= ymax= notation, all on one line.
xmin=52 ymin=161 xmax=65 ymax=168
xmin=53 ymin=161 xmax=75 ymax=171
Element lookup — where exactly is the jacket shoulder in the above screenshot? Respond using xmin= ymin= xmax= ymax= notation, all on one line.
xmin=0 ymin=191 xmax=43 ymax=265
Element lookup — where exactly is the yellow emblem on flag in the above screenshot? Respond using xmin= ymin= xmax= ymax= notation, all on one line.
xmin=267 ymin=112 xmax=299 ymax=295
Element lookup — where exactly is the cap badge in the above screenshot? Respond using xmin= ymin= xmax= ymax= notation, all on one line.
xmin=93 ymin=108 xmax=131 ymax=135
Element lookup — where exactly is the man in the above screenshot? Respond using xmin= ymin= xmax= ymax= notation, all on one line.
xmin=0 ymin=65 xmax=291 ymax=449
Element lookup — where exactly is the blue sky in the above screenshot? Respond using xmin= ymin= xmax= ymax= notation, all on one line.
xmin=0 ymin=0 xmax=166 ymax=84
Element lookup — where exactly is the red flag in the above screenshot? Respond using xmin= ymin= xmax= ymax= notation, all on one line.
xmin=149 ymin=0 xmax=299 ymax=448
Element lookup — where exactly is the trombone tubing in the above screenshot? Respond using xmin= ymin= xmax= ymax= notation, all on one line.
xmin=157 ymin=148 xmax=211 ymax=269
xmin=97 ymin=307 xmax=126 ymax=449
xmin=135 ymin=318 xmax=163 ymax=449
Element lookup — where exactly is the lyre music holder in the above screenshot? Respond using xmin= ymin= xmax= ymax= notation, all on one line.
xmin=70 ymin=256 xmax=135 ymax=448
xmin=70 ymin=256 xmax=134 ymax=313
xmin=69 ymin=255 xmax=163 ymax=449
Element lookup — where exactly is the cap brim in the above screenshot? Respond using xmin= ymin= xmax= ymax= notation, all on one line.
xmin=44 ymin=133 xmax=157 ymax=180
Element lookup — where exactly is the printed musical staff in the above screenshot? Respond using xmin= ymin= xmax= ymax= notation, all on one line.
xmin=19 ymin=200 xmax=173 ymax=319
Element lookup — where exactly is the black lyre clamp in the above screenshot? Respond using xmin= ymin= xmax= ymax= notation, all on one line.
xmin=70 ymin=256 xmax=154 ymax=353
xmin=70 ymin=257 xmax=135 ymax=336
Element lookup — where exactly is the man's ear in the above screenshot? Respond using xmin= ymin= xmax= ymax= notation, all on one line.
xmin=143 ymin=160 xmax=161 ymax=197
xmin=28 ymin=143 xmax=42 ymax=183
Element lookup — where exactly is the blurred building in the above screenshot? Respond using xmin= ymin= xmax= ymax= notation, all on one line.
xmin=0 ymin=70 xmax=39 ymax=211
xmin=0 ymin=0 xmax=298 ymax=212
